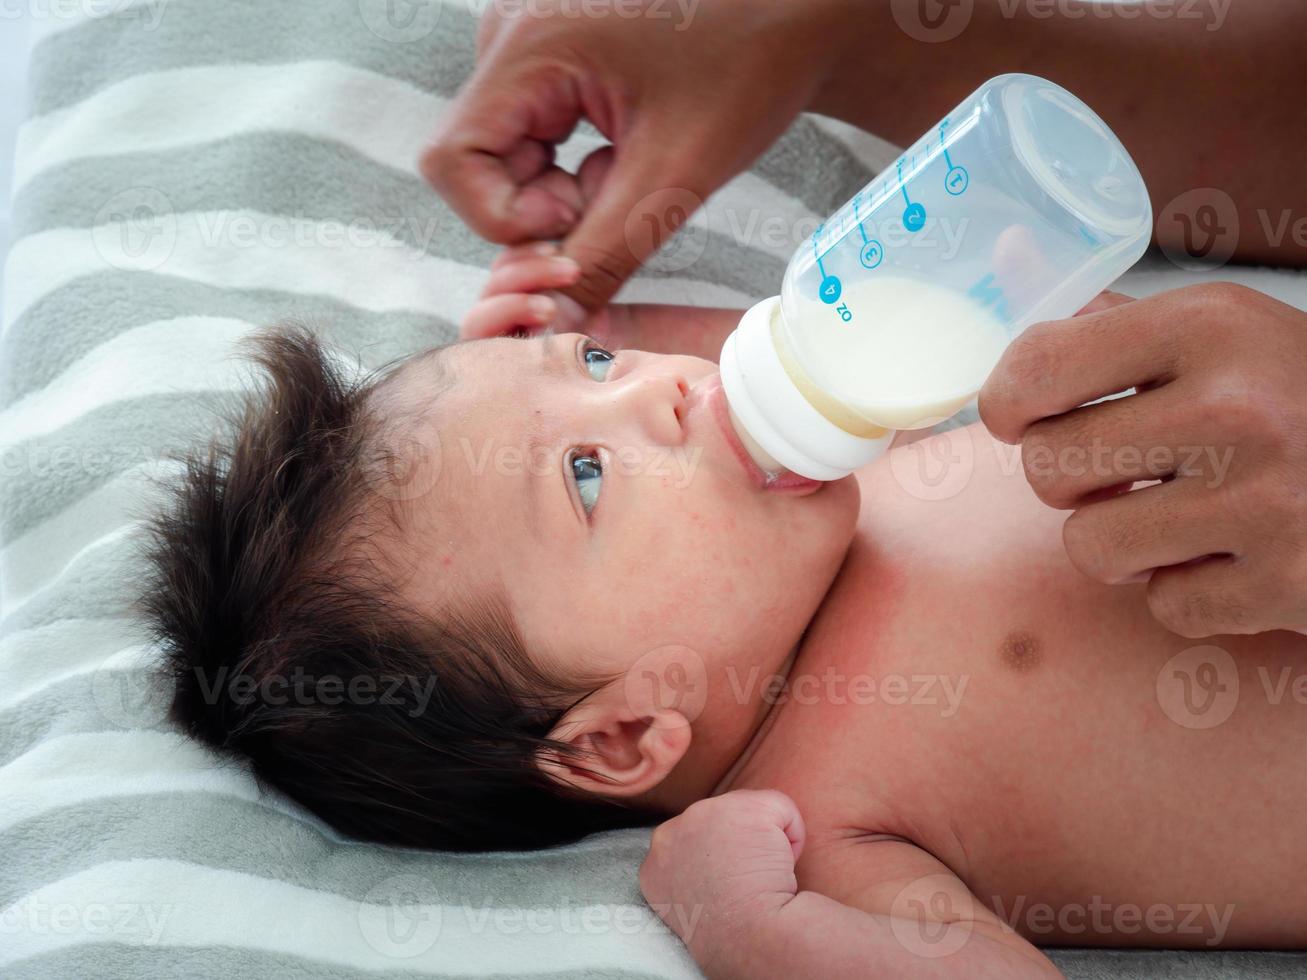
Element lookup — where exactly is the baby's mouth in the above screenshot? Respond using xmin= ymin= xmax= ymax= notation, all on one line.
xmin=695 ymin=376 xmax=823 ymax=496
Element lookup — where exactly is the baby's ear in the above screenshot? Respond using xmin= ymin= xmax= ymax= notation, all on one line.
xmin=534 ymin=701 xmax=691 ymax=799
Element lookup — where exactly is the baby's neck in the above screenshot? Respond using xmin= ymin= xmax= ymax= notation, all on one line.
xmin=708 ymin=642 xmax=801 ymax=798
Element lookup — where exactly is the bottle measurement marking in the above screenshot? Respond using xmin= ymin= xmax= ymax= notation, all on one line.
xmin=810 ymin=112 xmax=972 ymax=302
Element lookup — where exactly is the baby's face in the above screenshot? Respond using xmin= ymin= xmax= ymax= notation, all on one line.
xmin=379 ymin=333 xmax=860 ymax=722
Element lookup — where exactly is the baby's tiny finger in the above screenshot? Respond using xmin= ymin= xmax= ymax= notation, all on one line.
xmin=481 ymin=255 xmax=581 ymax=298
xmin=461 ymin=293 xmax=557 ymax=340
xmin=490 ymin=241 xmax=561 ymax=272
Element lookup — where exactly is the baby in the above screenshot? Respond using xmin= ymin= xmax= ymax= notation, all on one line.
xmin=139 ymin=244 xmax=1307 ymax=977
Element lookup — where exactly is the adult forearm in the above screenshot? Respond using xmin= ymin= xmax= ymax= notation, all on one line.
xmin=811 ymin=0 xmax=1305 ymax=267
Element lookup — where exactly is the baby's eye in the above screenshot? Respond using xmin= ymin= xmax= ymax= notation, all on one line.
xmin=582 ymin=341 xmax=615 ymax=382
xmin=570 ymin=451 xmax=603 ymax=516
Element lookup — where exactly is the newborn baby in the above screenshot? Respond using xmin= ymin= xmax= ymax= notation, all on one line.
xmin=140 ymin=244 xmax=1307 ymax=977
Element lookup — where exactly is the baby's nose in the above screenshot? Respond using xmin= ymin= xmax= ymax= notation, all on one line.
xmin=615 ymin=373 xmax=689 ymax=447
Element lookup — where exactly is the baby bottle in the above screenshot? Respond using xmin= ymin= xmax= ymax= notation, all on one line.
xmin=719 ymin=73 xmax=1153 ymax=481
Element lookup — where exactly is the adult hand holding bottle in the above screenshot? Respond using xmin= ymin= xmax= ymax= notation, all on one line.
xmin=981 ymin=284 xmax=1307 ymax=641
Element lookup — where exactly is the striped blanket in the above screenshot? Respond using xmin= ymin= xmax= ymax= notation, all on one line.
xmin=4 ymin=1 xmax=1307 ymax=976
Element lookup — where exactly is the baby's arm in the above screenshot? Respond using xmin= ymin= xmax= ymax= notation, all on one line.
xmin=640 ymin=790 xmax=1061 ymax=980
xmin=465 ymin=244 xmax=741 ymax=363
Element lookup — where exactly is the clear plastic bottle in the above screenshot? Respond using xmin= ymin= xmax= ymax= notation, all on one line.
xmin=720 ymin=73 xmax=1153 ymax=481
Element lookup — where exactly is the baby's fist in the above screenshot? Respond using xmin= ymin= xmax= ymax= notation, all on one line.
xmin=639 ymin=789 xmax=805 ymax=969
xmin=462 ymin=243 xmax=587 ymax=341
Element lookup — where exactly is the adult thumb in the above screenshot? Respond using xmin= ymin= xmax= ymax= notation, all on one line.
xmin=557 ymin=127 xmax=715 ymax=311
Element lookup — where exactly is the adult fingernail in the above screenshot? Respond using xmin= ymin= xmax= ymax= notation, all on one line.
xmin=532 ymin=242 xmax=561 ymax=256
xmin=549 ymin=257 xmax=581 ymax=278
xmin=554 ymin=203 xmax=579 ymax=236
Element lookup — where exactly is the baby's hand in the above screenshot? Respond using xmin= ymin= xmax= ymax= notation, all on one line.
xmin=639 ymin=790 xmax=805 ymax=974
xmin=463 ymin=243 xmax=617 ymax=343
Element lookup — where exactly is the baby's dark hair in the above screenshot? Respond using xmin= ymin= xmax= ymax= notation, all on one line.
xmin=135 ymin=324 xmax=665 ymax=851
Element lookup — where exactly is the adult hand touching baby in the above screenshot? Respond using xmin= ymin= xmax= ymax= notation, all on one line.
xmin=422 ymin=0 xmax=844 ymax=310
xmin=980 ymin=283 xmax=1307 ymax=640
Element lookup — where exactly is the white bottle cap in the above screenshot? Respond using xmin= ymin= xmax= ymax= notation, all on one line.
xmin=718 ymin=297 xmax=895 ymax=482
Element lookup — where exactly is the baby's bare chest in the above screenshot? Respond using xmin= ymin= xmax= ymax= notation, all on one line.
xmin=734 ymin=482 xmax=1307 ymax=943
